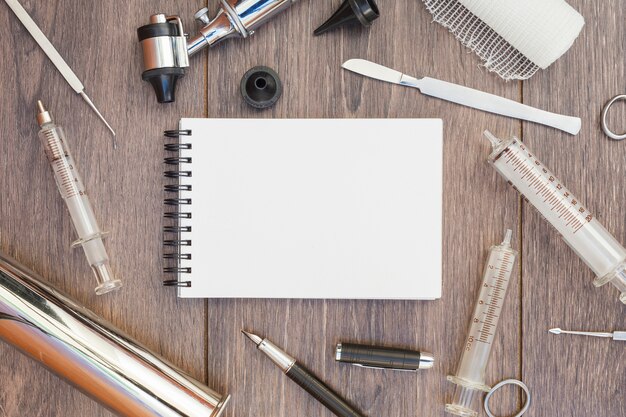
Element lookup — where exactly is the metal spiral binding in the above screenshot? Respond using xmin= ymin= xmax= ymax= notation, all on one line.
xmin=163 ymin=129 xmax=192 ymax=288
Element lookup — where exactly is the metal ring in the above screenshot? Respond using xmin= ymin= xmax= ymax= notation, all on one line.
xmin=602 ymin=95 xmax=626 ymax=140
xmin=484 ymin=379 xmax=531 ymax=417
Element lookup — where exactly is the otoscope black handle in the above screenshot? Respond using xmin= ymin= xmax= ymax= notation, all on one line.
xmin=286 ymin=363 xmax=365 ymax=417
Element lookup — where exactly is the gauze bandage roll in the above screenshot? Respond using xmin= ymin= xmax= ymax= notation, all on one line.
xmin=422 ymin=0 xmax=585 ymax=80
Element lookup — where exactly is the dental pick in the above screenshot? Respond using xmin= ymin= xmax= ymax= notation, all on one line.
xmin=5 ymin=0 xmax=117 ymax=148
xmin=549 ymin=328 xmax=626 ymax=342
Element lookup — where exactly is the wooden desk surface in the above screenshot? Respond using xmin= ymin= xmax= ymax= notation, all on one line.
xmin=0 ymin=1 xmax=624 ymax=416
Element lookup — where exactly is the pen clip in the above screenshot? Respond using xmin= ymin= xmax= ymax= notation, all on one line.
xmin=352 ymin=363 xmax=417 ymax=372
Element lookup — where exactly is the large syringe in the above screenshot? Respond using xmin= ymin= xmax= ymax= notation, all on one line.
xmin=446 ymin=230 xmax=525 ymax=417
xmin=36 ymin=101 xmax=121 ymax=295
xmin=485 ymin=131 xmax=626 ymax=304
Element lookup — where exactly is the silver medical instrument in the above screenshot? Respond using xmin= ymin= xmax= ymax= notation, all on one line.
xmin=549 ymin=328 xmax=626 ymax=342
xmin=342 ymin=59 xmax=582 ymax=135
xmin=4 ymin=0 xmax=117 ymax=148
xmin=137 ymin=0 xmax=300 ymax=103
xmin=485 ymin=130 xmax=626 ymax=304
xmin=36 ymin=101 xmax=121 ymax=295
xmin=601 ymin=94 xmax=626 ymax=140
xmin=446 ymin=230 xmax=531 ymax=417
xmin=0 ymin=251 xmax=230 ymax=417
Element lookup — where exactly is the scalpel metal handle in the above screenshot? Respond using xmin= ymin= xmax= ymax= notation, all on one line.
xmin=415 ymin=77 xmax=582 ymax=135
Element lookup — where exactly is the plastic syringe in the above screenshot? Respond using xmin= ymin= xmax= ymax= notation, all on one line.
xmin=446 ymin=230 xmax=518 ymax=417
xmin=485 ymin=131 xmax=626 ymax=304
xmin=36 ymin=101 xmax=121 ymax=295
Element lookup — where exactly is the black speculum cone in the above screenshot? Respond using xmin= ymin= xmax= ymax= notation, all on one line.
xmin=142 ymin=68 xmax=186 ymax=104
xmin=240 ymin=66 xmax=282 ymax=109
xmin=314 ymin=0 xmax=379 ymax=36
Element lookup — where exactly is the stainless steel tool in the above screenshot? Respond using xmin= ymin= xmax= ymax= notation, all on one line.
xmin=550 ymin=328 xmax=626 ymax=342
xmin=342 ymin=59 xmax=582 ymax=135
xmin=4 ymin=0 xmax=117 ymax=148
xmin=0 ymin=251 xmax=230 ymax=417
xmin=137 ymin=0 xmax=300 ymax=103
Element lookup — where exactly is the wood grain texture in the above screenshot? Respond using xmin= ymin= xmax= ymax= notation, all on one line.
xmin=205 ymin=1 xmax=522 ymax=417
xmin=0 ymin=0 xmax=622 ymax=417
xmin=0 ymin=1 xmax=208 ymax=416
xmin=521 ymin=1 xmax=626 ymax=416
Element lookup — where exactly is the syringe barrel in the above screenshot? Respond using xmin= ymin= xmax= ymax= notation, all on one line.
xmin=37 ymin=123 xmax=120 ymax=295
xmin=38 ymin=126 xmax=85 ymax=197
xmin=487 ymin=135 xmax=626 ymax=303
xmin=38 ymin=124 xmax=103 ymax=245
xmin=446 ymin=233 xmax=517 ymax=417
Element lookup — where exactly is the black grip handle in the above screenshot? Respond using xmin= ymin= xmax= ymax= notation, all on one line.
xmin=286 ymin=363 xmax=365 ymax=417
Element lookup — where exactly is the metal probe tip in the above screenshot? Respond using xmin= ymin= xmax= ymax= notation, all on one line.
xmin=79 ymin=92 xmax=117 ymax=149
xmin=548 ymin=328 xmax=614 ymax=338
xmin=241 ymin=330 xmax=263 ymax=346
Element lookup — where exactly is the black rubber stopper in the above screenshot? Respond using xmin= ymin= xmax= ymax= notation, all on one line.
xmin=240 ymin=66 xmax=282 ymax=109
xmin=314 ymin=0 xmax=379 ymax=36
xmin=142 ymin=67 xmax=185 ymax=104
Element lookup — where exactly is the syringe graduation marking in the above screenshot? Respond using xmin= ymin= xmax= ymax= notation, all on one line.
xmin=475 ymin=252 xmax=513 ymax=345
xmin=44 ymin=129 xmax=81 ymax=199
xmin=502 ymin=146 xmax=591 ymax=234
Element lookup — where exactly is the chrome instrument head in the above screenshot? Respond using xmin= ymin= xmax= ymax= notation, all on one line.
xmin=137 ymin=0 xmax=300 ymax=104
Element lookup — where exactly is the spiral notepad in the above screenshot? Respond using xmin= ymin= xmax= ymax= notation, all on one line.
xmin=163 ymin=119 xmax=443 ymax=299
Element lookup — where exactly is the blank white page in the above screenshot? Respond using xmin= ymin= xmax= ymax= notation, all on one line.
xmin=176 ymin=118 xmax=442 ymax=299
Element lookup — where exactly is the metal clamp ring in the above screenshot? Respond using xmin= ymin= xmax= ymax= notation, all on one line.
xmin=602 ymin=95 xmax=626 ymax=140
xmin=484 ymin=379 xmax=531 ymax=417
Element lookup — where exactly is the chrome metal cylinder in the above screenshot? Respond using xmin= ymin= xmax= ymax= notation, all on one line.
xmin=139 ymin=14 xmax=190 ymax=72
xmin=0 ymin=252 xmax=230 ymax=417
xmin=187 ymin=0 xmax=299 ymax=56
xmin=230 ymin=0 xmax=299 ymax=32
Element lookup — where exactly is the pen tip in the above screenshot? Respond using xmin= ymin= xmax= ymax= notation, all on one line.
xmin=36 ymin=100 xmax=46 ymax=113
xmin=549 ymin=328 xmax=562 ymax=335
xmin=241 ymin=330 xmax=263 ymax=346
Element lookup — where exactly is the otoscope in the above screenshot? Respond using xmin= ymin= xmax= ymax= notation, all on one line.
xmin=137 ymin=0 xmax=300 ymax=103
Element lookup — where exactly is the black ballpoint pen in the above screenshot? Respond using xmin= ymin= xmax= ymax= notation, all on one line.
xmin=242 ymin=330 xmax=366 ymax=417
